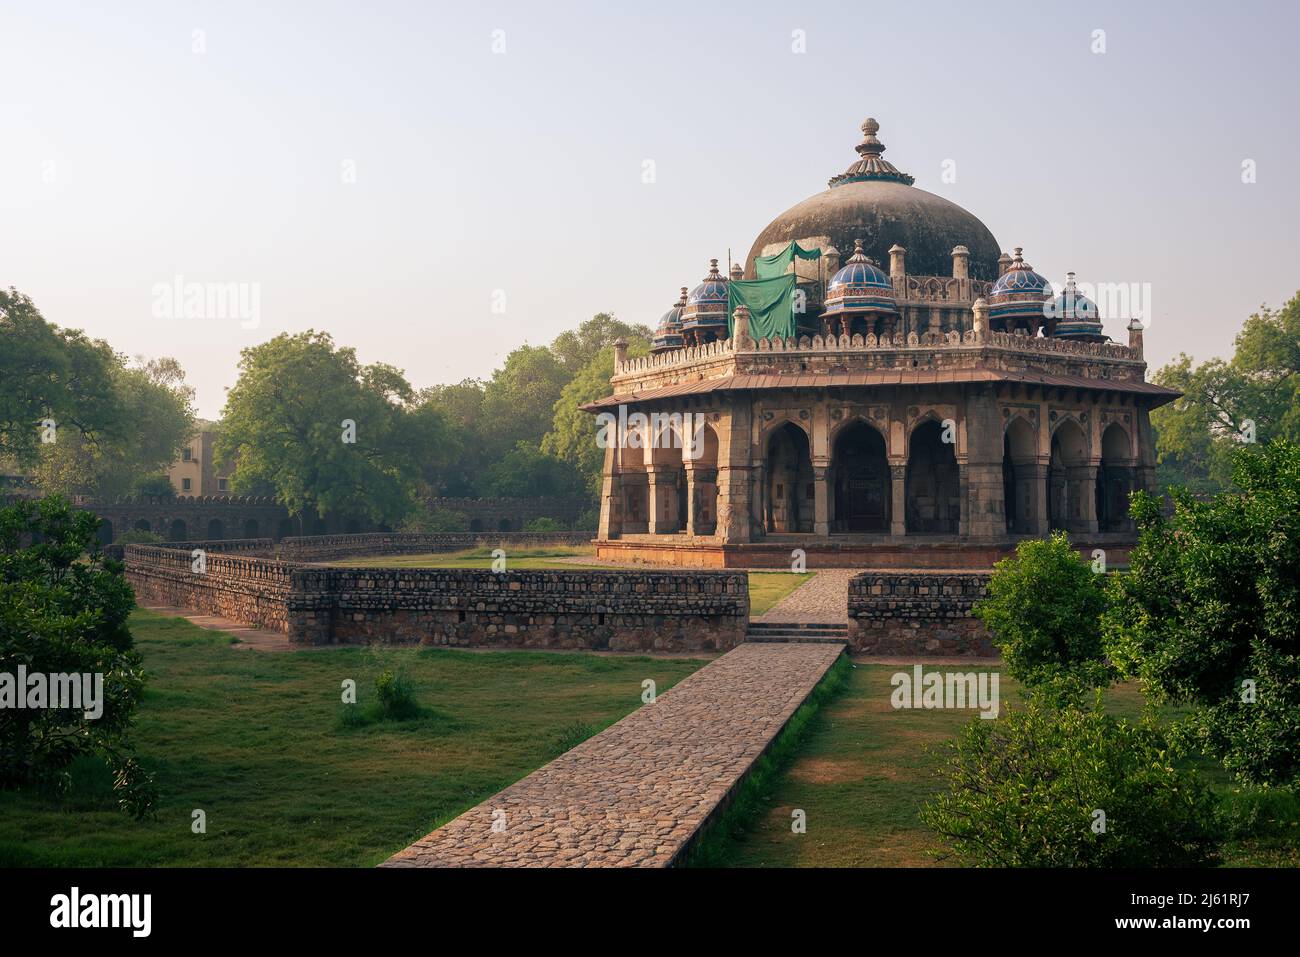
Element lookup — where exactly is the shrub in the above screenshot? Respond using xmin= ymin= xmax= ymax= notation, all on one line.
xmin=374 ymin=670 xmax=418 ymax=720
xmin=1103 ymin=440 xmax=1300 ymax=788
xmin=0 ymin=497 xmax=156 ymax=817
xmin=116 ymin=529 xmax=162 ymax=545
xmin=921 ymin=688 xmax=1221 ymax=867
xmin=400 ymin=508 xmax=468 ymax=534
xmin=973 ymin=531 xmax=1110 ymax=687
xmin=523 ymin=516 xmax=562 ymax=534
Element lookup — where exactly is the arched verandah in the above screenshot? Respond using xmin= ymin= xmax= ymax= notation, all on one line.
xmin=906 ymin=419 xmax=960 ymax=534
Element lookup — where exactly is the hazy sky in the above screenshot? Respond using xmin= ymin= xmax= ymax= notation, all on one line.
xmin=3 ymin=0 xmax=1297 ymax=418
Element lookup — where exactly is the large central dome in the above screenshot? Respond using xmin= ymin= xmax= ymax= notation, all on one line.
xmin=745 ymin=118 xmax=1001 ymax=281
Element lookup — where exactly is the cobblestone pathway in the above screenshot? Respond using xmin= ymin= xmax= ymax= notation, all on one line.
xmin=755 ymin=569 xmax=855 ymax=624
xmin=382 ymin=641 xmax=844 ymax=868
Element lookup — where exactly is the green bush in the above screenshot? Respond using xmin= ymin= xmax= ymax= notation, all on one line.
xmin=0 ymin=497 xmax=156 ymax=817
xmin=973 ymin=531 xmax=1110 ymax=687
xmin=1103 ymin=440 xmax=1300 ymax=788
xmin=921 ymin=689 xmax=1221 ymax=867
xmin=374 ymin=671 xmax=418 ymax=721
xmin=116 ymin=529 xmax=162 ymax=545
xmin=523 ymin=516 xmax=562 ymax=534
xmin=400 ymin=508 xmax=468 ymax=534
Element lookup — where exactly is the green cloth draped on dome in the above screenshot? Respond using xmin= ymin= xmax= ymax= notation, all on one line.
xmin=753 ymin=241 xmax=822 ymax=279
xmin=728 ymin=275 xmax=796 ymax=341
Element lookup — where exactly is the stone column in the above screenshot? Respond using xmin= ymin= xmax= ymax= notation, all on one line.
xmin=890 ymin=464 xmax=906 ymax=537
xmin=812 ymin=465 xmax=830 ymax=537
xmin=646 ymin=466 xmax=678 ymax=534
xmin=1029 ymin=461 xmax=1050 ymax=536
xmin=962 ymin=388 xmax=1006 ymax=541
xmin=1066 ymin=465 xmax=1099 ymax=534
xmin=715 ymin=465 xmax=753 ymax=543
xmin=684 ymin=466 xmax=699 ymax=536
xmin=597 ymin=442 xmax=622 ymax=539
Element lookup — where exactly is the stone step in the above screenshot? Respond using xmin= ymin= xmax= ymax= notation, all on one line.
xmin=745 ymin=622 xmax=849 ymax=645
xmin=745 ymin=634 xmax=849 ymax=645
xmin=747 ymin=622 xmax=848 ymax=634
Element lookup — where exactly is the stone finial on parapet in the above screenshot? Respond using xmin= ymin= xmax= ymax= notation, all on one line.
xmin=613 ymin=337 xmax=628 ymax=369
xmin=951 ymin=245 xmax=969 ymax=280
xmin=888 ymin=243 xmax=906 ymax=279
xmin=972 ymin=297 xmax=989 ymax=340
xmin=821 ymin=244 xmax=840 ymax=275
xmin=730 ymin=262 xmax=743 ymax=281
xmin=732 ymin=304 xmax=754 ymax=350
xmin=997 ymin=251 xmax=1013 ymax=277
xmin=1127 ymin=317 xmax=1145 ymax=357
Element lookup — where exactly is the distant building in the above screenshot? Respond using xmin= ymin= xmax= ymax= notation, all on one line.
xmin=166 ymin=421 xmax=235 ymax=496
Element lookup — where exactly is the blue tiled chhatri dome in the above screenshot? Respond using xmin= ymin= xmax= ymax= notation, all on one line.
xmin=1049 ymin=272 xmax=1106 ymax=341
xmin=650 ymin=287 xmax=688 ymax=353
xmin=823 ymin=239 xmax=898 ymax=316
xmin=679 ymin=259 xmax=730 ymax=336
xmin=987 ymin=247 xmax=1051 ymax=324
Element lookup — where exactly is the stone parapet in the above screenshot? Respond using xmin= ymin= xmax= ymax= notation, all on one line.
xmin=123 ymin=538 xmax=746 ymax=652
xmin=847 ymin=570 xmax=994 ymax=656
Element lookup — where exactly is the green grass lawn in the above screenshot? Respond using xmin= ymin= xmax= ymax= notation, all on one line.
xmin=0 ymin=609 xmax=705 ymax=867
xmin=329 ymin=545 xmax=604 ymax=570
xmin=709 ymin=664 xmax=1300 ymax=867
xmin=748 ymin=572 xmax=813 ymax=616
xmin=327 ymin=546 xmax=812 ymax=617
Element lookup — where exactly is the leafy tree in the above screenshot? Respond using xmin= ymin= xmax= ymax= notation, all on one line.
xmin=480 ymin=345 xmax=570 ymax=460
xmin=1103 ymin=440 xmax=1300 ymax=787
xmin=1153 ymin=293 xmax=1300 ymax=489
xmin=0 ymin=497 xmax=156 ymax=817
xmin=479 ymin=442 xmax=583 ymax=498
xmin=973 ymin=532 xmax=1110 ymax=687
xmin=548 ymin=313 xmax=653 ymax=373
xmin=132 ymin=475 xmax=176 ymax=499
xmin=543 ymin=336 xmax=651 ymax=497
xmin=30 ymin=357 xmax=195 ymax=500
xmin=0 ymin=288 xmax=122 ymax=470
xmin=921 ymin=688 xmax=1221 ymax=867
xmin=217 ymin=331 xmax=442 ymax=527
xmin=416 ymin=380 xmax=488 ymax=496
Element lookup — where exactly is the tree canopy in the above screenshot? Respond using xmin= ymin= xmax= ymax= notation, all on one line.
xmin=218 ymin=330 xmax=451 ymax=526
xmin=1152 ymin=292 xmax=1300 ymax=490
xmin=1 ymin=288 xmax=195 ymax=499
xmin=1103 ymin=439 xmax=1300 ymax=788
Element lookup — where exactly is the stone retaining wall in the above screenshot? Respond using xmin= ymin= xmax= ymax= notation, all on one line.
xmin=848 ymin=571 xmax=994 ymax=655
xmin=289 ymin=567 xmax=747 ymax=651
xmin=124 ymin=538 xmax=745 ymax=651
xmin=124 ymin=544 xmax=296 ymax=634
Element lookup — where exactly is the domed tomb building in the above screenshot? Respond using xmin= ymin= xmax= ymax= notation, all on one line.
xmin=584 ymin=118 xmax=1177 ymax=568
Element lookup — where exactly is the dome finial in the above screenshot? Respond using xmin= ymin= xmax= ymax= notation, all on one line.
xmin=828 ymin=115 xmax=914 ymax=188
xmin=858 ymin=117 xmax=883 ymax=156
